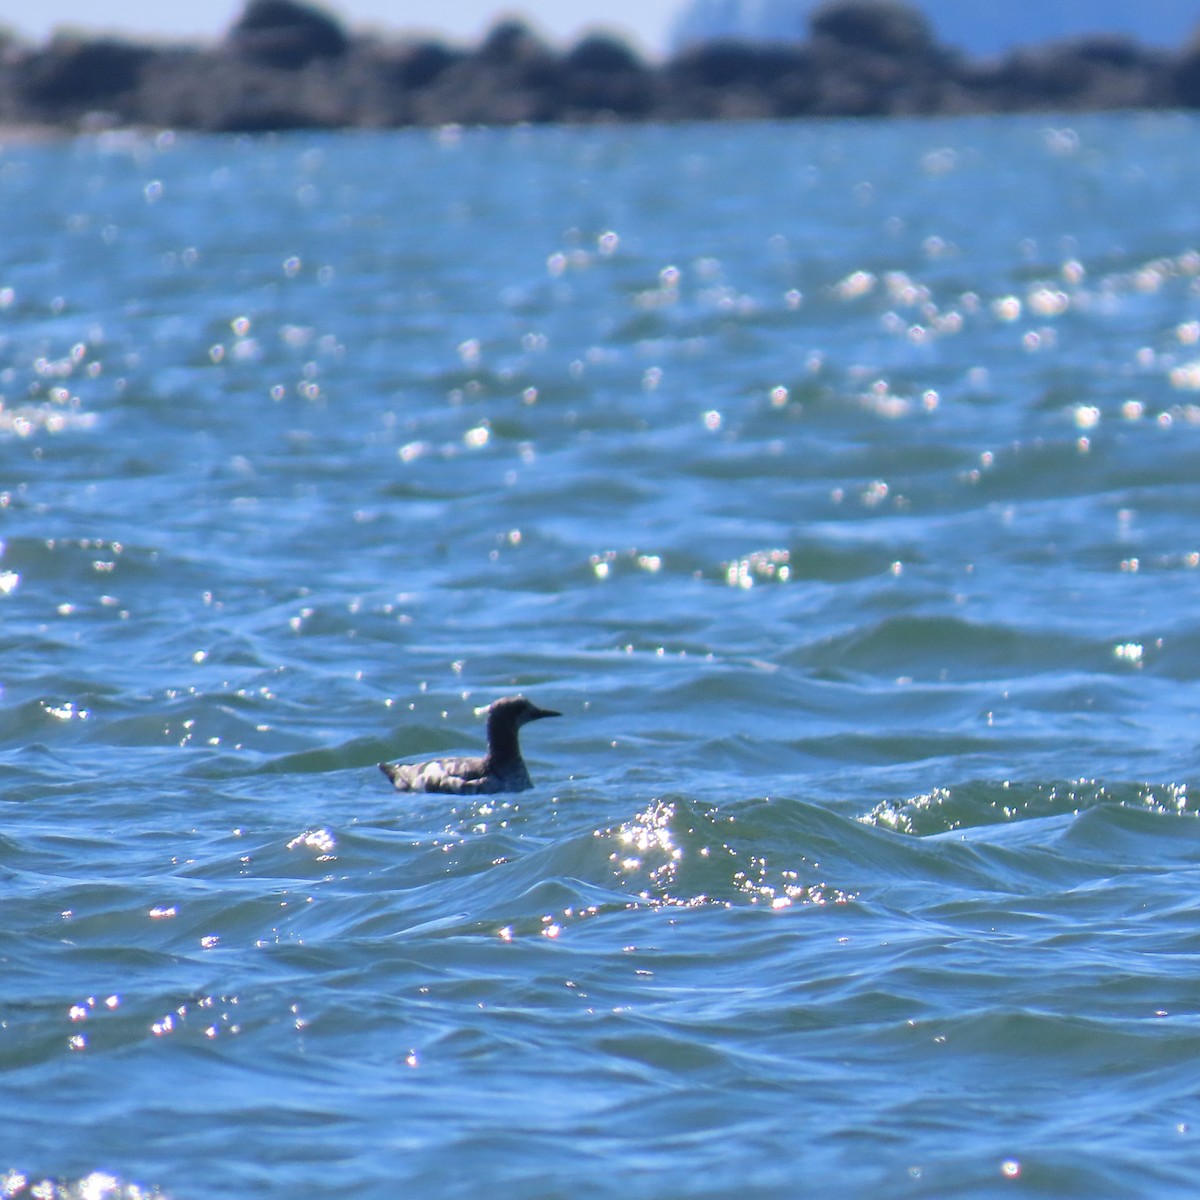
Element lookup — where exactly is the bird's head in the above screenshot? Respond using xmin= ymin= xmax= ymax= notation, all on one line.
xmin=480 ymin=695 xmax=561 ymax=731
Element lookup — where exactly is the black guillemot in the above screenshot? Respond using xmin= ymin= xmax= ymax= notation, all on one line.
xmin=379 ymin=695 xmax=560 ymax=794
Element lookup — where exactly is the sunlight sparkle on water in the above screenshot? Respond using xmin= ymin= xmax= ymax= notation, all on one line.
xmin=725 ymin=549 xmax=790 ymax=588
xmin=834 ymin=269 xmax=875 ymax=300
xmin=287 ymin=827 xmax=337 ymax=860
xmin=1 ymin=1174 xmax=160 ymax=1200
xmin=612 ymin=801 xmax=681 ymax=891
xmin=9 ymin=117 xmax=1200 ymax=1200
xmin=1113 ymin=642 xmax=1144 ymax=666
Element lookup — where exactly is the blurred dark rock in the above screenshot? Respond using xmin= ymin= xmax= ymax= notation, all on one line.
xmin=0 ymin=0 xmax=1193 ymax=132
xmin=564 ymin=34 xmax=643 ymax=74
xmin=16 ymin=36 xmax=157 ymax=110
xmin=387 ymin=40 xmax=463 ymax=90
xmin=476 ymin=19 xmax=545 ymax=66
xmin=956 ymin=36 xmax=1171 ymax=113
xmin=810 ymin=0 xmax=935 ymax=56
xmin=135 ymin=49 xmax=358 ymax=131
xmin=227 ymin=0 xmax=349 ymax=68
xmin=560 ymin=35 xmax=653 ymax=118
xmin=665 ymin=40 xmax=812 ymax=119
xmin=1173 ymin=26 xmax=1200 ymax=107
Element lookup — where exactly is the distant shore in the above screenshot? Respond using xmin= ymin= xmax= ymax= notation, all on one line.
xmin=4 ymin=0 xmax=1200 ymax=134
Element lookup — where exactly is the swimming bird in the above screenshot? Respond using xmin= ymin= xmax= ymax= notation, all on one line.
xmin=378 ymin=695 xmax=560 ymax=794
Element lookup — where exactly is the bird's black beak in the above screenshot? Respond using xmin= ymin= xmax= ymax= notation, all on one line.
xmin=532 ymin=706 xmax=561 ymax=720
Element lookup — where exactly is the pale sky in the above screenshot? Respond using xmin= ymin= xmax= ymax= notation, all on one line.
xmin=0 ymin=0 xmax=682 ymax=55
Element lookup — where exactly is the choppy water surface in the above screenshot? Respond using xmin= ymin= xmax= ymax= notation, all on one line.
xmin=4 ymin=114 xmax=1200 ymax=1198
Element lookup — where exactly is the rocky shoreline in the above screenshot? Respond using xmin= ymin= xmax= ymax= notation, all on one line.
xmin=4 ymin=0 xmax=1200 ymax=133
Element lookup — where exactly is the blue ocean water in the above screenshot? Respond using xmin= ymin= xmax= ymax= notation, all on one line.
xmin=3 ymin=113 xmax=1200 ymax=1199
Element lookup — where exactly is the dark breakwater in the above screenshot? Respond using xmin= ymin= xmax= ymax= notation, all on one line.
xmin=6 ymin=0 xmax=1200 ymax=134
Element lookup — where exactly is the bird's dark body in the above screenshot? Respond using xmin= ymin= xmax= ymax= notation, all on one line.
xmin=379 ymin=696 xmax=559 ymax=795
